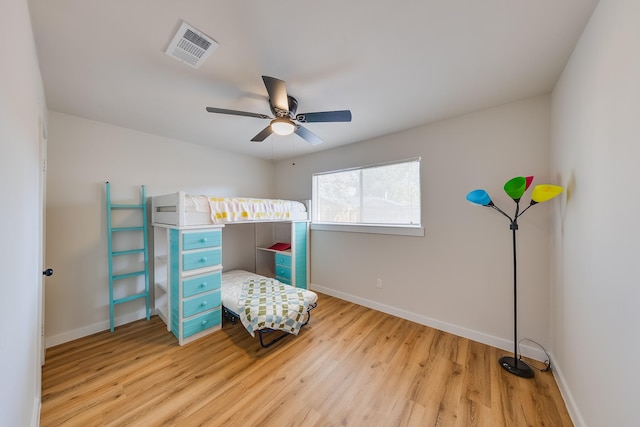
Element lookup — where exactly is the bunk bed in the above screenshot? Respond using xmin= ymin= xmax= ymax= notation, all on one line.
xmin=151 ymin=191 xmax=309 ymax=226
xmin=221 ymin=270 xmax=318 ymax=347
xmin=151 ymin=192 xmax=312 ymax=346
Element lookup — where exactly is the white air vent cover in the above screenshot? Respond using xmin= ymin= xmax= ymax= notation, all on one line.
xmin=165 ymin=21 xmax=218 ymax=69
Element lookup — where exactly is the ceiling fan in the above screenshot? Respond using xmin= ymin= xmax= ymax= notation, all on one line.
xmin=206 ymin=75 xmax=352 ymax=145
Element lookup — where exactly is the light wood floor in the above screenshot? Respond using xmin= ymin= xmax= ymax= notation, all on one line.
xmin=41 ymin=293 xmax=573 ymax=426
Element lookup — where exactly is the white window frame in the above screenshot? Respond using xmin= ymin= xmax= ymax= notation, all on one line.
xmin=311 ymin=158 xmax=424 ymax=236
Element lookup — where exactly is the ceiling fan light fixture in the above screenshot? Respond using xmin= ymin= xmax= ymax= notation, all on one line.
xmin=271 ymin=118 xmax=295 ymax=135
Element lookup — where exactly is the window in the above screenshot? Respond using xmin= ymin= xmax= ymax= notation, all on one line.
xmin=312 ymin=158 xmax=422 ymax=235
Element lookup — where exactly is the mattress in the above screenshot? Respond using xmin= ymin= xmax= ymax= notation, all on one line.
xmin=221 ymin=269 xmax=318 ymax=315
xmin=189 ymin=195 xmax=307 ymax=224
xmin=152 ymin=193 xmax=309 ymax=226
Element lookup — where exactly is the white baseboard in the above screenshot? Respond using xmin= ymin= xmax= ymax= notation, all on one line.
xmin=32 ymin=397 xmax=41 ymax=427
xmin=547 ymin=352 xmax=585 ymax=427
xmin=45 ymin=310 xmax=149 ymax=348
xmin=310 ymin=283 xmax=549 ymax=362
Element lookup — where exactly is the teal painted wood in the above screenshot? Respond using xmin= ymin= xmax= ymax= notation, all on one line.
xmin=182 ymin=229 xmax=222 ymax=250
xmin=183 ymin=308 xmax=221 ymax=338
xmin=275 ymin=253 xmax=292 ymax=267
xmin=294 ymin=221 xmax=308 ymax=289
xmin=167 ymin=227 xmax=224 ymax=344
xmin=112 ymin=226 xmax=145 ymax=232
xmin=107 ymin=182 xmax=115 ymax=332
xmin=106 ymin=182 xmax=151 ymax=332
xmin=169 ymin=228 xmax=180 ymax=338
xmin=183 ymin=271 xmax=221 ymax=298
xmin=182 ymin=248 xmax=222 ymax=271
xmin=183 ymin=291 xmax=221 ymax=318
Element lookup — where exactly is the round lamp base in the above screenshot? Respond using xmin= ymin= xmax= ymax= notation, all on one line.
xmin=499 ymin=356 xmax=534 ymax=378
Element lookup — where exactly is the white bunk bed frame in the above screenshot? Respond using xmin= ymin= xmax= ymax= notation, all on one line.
xmin=151 ymin=191 xmax=309 ymax=227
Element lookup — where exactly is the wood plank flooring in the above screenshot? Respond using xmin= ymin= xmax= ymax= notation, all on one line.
xmin=41 ymin=293 xmax=573 ymax=426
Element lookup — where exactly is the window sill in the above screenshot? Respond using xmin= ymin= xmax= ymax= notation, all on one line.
xmin=310 ymin=223 xmax=425 ymax=236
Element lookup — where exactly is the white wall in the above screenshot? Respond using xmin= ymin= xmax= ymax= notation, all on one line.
xmin=0 ymin=0 xmax=47 ymax=425
xmin=551 ymin=0 xmax=640 ymax=425
xmin=276 ymin=95 xmax=556 ymax=360
xmin=44 ymin=112 xmax=275 ymax=346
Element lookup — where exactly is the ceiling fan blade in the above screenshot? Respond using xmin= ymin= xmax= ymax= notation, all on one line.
xmin=262 ymin=76 xmax=289 ymax=114
xmin=250 ymin=125 xmax=274 ymax=142
xmin=294 ymin=125 xmax=323 ymax=145
xmin=206 ymin=107 xmax=270 ymax=119
xmin=295 ymin=110 xmax=352 ymax=123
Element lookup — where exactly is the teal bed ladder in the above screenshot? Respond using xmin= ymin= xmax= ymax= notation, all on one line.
xmin=106 ymin=182 xmax=151 ymax=332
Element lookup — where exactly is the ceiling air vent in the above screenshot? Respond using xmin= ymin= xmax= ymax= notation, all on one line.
xmin=165 ymin=21 xmax=218 ymax=69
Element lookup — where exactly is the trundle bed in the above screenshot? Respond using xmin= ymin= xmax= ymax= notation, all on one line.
xmin=221 ymin=269 xmax=318 ymax=347
xmin=151 ymin=192 xmax=314 ymax=347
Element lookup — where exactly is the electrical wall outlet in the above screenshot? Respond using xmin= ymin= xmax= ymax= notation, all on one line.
xmin=376 ymin=278 xmax=383 ymax=289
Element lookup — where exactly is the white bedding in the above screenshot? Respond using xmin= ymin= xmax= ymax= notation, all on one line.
xmin=221 ymin=270 xmax=318 ymax=315
xmin=152 ymin=193 xmax=309 ymax=226
xmin=184 ymin=195 xmax=212 ymax=213
xmin=208 ymin=196 xmax=307 ymax=224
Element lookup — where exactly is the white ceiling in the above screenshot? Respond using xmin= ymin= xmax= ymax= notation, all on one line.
xmin=28 ymin=0 xmax=599 ymax=161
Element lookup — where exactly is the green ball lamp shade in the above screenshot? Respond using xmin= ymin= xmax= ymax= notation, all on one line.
xmin=504 ymin=176 xmax=527 ymax=201
xmin=531 ymin=184 xmax=564 ymax=203
xmin=466 ymin=189 xmax=492 ymax=206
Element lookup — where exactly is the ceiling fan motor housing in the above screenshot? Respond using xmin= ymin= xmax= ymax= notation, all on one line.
xmin=270 ymin=95 xmax=298 ymax=118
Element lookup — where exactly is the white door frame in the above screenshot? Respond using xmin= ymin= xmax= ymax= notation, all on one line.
xmin=38 ymin=113 xmax=48 ymax=365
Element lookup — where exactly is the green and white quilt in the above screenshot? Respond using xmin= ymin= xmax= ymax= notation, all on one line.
xmin=238 ymin=278 xmax=309 ymax=337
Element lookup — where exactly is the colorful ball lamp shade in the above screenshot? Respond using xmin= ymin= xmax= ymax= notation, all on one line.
xmin=525 ymin=176 xmax=534 ymax=191
xmin=504 ymin=176 xmax=527 ymax=201
xmin=531 ymin=184 xmax=564 ymax=204
xmin=466 ymin=176 xmax=563 ymax=379
xmin=466 ymin=189 xmax=492 ymax=206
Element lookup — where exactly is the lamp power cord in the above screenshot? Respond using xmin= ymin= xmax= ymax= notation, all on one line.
xmin=517 ymin=338 xmax=551 ymax=372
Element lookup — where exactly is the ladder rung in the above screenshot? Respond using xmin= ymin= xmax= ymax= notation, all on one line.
xmin=110 ymin=204 xmax=144 ymax=209
xmin=113 ymin=292 xmax=148 ymax=305
xmin=112 ymin=248 xmax=146 ymax=256
xmin=112 ymin=270 xmax=146 ymax=281
xmin=112 ymin=226 xmax=145 ymax=232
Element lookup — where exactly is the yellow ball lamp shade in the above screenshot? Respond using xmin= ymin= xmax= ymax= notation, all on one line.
xmin=504 ymin=176 xmax=527 ymax=201
xmin=531 ymin=184 xmax=563 ymax=203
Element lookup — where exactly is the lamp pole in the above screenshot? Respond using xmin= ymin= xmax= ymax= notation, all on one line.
xmin=498 ymin=217 xmax=534 ymax=378
xmin=487 ymin=201 xmax=534 ymax=378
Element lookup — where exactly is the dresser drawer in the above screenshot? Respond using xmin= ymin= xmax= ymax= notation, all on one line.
xmin=275 ymin=253 xmax=292 ymax=267
xmin=183 ymin=291 xmax=221 ymax=318
xmin=276 ymin=265 xmax=291 ymax=284
xmin=182 ymin=229 xmax=221 ymax=250
xmin=183 ymin=308 xmax=221 ymax=338
xmin=182 ymin=248 xmax=221 ymax=271
xmin=183 ymin=271 xmax=221 ymax=298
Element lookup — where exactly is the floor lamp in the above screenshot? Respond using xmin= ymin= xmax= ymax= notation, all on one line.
xmin=466 ymin=176 xmax=563 ymax=378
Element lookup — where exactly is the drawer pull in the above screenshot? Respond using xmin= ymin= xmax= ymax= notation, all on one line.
xmin=200 ymin=257 xmax=207 ymax=263
xmin=201 ymin=320 xmax=207 ymax=326
xmin=200 ymin=237 xmax=208 ymax=243
xmin=201 ymin=301 xmax=208 ymax=307
xmin=200 ymin=282 xmax=207 ymax=288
